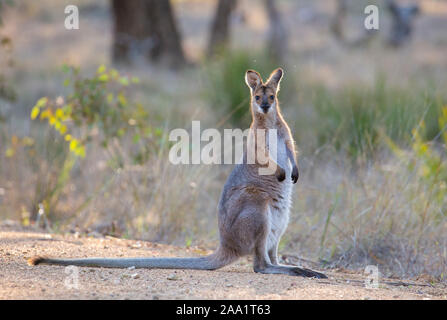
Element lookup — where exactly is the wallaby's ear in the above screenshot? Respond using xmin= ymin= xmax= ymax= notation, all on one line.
xmin=266 ymin=68 xmax=283 ymax=92
xmin=245 ymin=70 xmax=262 ymax=91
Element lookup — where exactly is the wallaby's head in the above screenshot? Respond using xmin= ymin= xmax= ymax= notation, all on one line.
xmin=245 ymin=68 xmax=283 ymax=116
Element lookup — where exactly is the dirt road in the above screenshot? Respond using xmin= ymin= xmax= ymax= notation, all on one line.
xmin=0 ymin=226 xmax=445 ymax=300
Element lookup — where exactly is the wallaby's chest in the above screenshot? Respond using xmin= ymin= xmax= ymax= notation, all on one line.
xmin=266 ymin=130 xmax=289 ymax=170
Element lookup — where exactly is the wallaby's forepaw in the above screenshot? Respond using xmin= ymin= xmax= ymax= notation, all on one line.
xmin=291 ymin=166 xmax=299 ymax=184
xmin=290 ymin=267 xmax=327 ymax=279
xmin=275 ymin=167 xmax=286 ymax=182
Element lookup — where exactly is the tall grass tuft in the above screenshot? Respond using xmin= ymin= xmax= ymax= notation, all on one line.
xmin=312 ymin=77 xmax=445 ymax=159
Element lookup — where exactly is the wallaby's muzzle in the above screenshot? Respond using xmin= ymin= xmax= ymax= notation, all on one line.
xmin=261 ymin=104 xmax=270 ymax=113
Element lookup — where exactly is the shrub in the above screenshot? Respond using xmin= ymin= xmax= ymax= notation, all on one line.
xmin=27 ymin=65 xmax=163 ymax=223
xmin=31 ymin=65 xmax=162 ymax=167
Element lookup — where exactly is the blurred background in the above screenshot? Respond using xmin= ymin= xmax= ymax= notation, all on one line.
xmin=0 ymin=0 xmax=446 ymax=281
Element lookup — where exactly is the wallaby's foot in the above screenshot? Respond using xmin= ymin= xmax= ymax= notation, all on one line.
xmin=254 ymin=264 xmax=327 ymax=279
xmin=288 ymin=267 xmax=327 ymax=279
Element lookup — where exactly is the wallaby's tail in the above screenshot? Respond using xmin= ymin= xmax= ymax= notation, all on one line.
xmin=27 ymin=247 xmax=237 ymax=270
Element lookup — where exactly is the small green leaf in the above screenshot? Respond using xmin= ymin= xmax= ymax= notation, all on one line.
xmin=131 ymin=77 xmax=140 ymax=84
xmin=119 ymin=76 xmax=129 ymax=86
xmin=55 ymin=108 xmax=64 ymax=119
xmin=36 ymin=97 xmax=48 ymax=108
xmin=70 ymin=139 xmax=78 ymax=151
xmin=98 ymin=74 xmax=109 ymax=82
xmin=5 ymin=147 xmax=14 ymax=157
xmin=97 ymin=64 xmax=106 ymax=74
xmin=59 ymin=125 xmax=67 ymax=134
xmin=63 ymin=104 xmax=72 ymax=115
xmin=49 ymin=116 xmax=57 ymax=126
xmin=30 ymin=106 xmax=40 ymax=120
xmin=110 ymin=69 xmax=119 ymax=79
xmin=61 ymin=64 xmax=70 ymax=73
xmin=117 ymin=93 xmax=127 ymax=106
xmin=117 ymin=128 xmax=126 ymax=137
xmin=76 ymin=145 xmax=86 ymax=158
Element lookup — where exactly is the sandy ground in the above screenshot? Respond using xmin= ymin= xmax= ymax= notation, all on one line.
xmin=0 ymin=225 xmax=446 ymax=300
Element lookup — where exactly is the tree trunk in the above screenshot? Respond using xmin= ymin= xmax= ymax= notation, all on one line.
xmin=111 ymin=0 xmax=148 ymax=64
xmin=207 ymin=0 xmax=237 ymax=57
xmin=265 ymin=0 xmax=288 ymax=62
xmin=146 ymin=0 xmax=186 ymax=66
xmin=111 ymin=0 xmax=186 ymax=67
xmin=331 ymin=0 xmax=348 ymax=40
xmin=386 ymin=0 xmax=420 ymax=47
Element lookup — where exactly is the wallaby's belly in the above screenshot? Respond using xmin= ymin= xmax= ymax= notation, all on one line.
xmin=218 ymin=160 xmax=294 ymax=254
xmin=266 ymin=178 xmax=293 ymax=249
xmin=266 ymin=137 xmax=293 ymax=246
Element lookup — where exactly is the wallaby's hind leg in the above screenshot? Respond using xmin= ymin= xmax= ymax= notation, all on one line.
xmin=253 ymin=211 xmax=327 ymax=279
xmin=267 ymin=240 xmax=280 ymax=265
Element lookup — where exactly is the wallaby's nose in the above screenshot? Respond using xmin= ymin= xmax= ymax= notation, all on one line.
xmin=261 ymin=104 xmax=270 ymax=113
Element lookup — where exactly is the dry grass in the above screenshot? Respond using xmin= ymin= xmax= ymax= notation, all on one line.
xmin=288 ymin=148 xmax=447 ymax=280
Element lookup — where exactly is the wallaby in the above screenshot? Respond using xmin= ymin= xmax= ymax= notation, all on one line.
xmin=28 ymin=68 xmax=327 ymax=279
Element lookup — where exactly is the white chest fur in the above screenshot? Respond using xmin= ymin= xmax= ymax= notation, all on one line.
xmin=266 ymin=177 xmax=293 ymax=251
xmin=262 ymin=130 xmax=295 ymax=250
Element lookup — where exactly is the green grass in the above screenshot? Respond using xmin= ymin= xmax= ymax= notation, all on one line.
xmin=311 ymin=77 xmax=445 ymax=159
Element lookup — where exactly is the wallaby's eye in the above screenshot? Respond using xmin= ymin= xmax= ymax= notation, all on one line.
xmin=255 ymin=96 xmax=260 ymax=101
xmin=270 ymin=95 xmax=274 ymax=100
